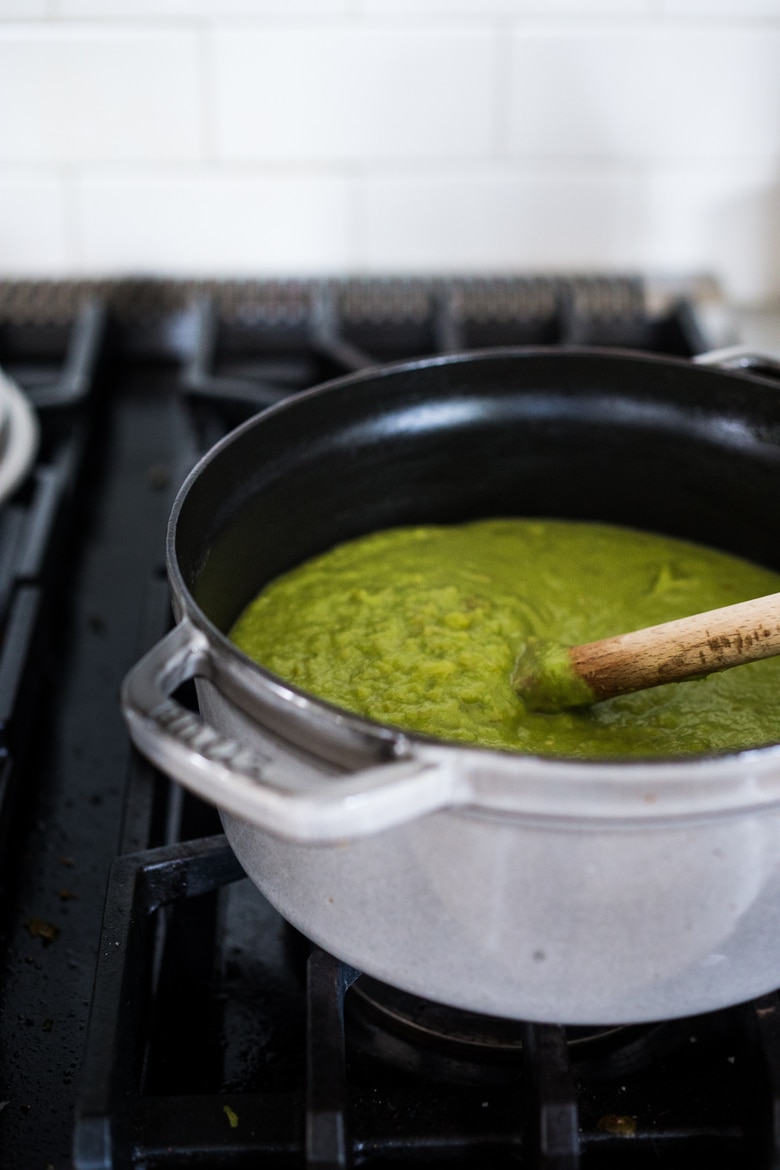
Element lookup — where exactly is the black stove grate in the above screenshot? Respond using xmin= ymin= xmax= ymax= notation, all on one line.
xmin=0 ymin=275 xmax=770 ymax=1170
xmin=70 ymin=833 xmax=780 ymax=1169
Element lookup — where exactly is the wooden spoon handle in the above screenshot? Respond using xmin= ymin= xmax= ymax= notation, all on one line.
xmin=514 ymin=591 xmax=780 ymax=712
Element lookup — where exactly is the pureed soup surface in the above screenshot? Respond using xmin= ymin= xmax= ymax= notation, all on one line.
xmin=229 ymin=519 xmax=780 ymax=760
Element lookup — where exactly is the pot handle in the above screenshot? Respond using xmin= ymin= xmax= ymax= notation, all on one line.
xmin=121 ymin=620 xmax=462 ymax=843
xmin=693 ymin=345 xmax=780 ymax=381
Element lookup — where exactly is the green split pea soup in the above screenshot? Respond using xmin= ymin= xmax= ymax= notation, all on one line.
xmin=229 ymin=519 xmax=780 ymax=760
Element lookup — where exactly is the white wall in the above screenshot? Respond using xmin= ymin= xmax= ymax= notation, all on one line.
xmin=1 ymin=0 xmax=779 ymax=304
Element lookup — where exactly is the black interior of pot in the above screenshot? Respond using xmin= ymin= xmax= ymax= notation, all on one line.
xmin=173 ymin=348 xmax=780 ymax=635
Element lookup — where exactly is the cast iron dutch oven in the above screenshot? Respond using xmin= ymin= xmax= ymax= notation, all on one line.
xmin=122 ymin=345 xmax=780 ymax=1025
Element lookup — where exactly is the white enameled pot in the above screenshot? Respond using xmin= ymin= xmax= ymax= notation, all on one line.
xmin=122 ymin=345 xmax=780 ymax=1025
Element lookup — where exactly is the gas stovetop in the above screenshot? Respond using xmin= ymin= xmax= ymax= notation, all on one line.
xmin=0 ymin=275 xmax=778 ymax=1170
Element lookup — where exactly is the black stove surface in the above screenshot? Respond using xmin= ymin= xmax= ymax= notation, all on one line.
xmin=0 ymin=275 xmax=776 ymax=1170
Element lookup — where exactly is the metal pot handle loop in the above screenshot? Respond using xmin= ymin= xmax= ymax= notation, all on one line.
xmin=121 ymin=620 xmax=460 ymax=842
xmin=693 ymin=345 xmax=780 ymax=379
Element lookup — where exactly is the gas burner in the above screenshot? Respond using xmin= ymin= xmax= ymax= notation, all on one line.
xmin=346 ymin=975 xmax=692 ymax=1086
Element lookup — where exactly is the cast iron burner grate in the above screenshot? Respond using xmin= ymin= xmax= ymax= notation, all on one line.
xmin=70 ymin=833 xmax=780 ymax=1170
xmin=73 ymin=833 xmax=780 ymax=1170
xmin=1 ymin=274 xmax=775 ymax=1170
xmin=0 ymin=297 xmax=105 ymax=854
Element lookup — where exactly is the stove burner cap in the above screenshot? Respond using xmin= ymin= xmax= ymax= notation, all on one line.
xmin=346 ymin=975 xmax=691 ymax=1085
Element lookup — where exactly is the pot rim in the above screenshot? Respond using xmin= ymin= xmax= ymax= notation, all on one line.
xmin=171 ymin=341 xmax=779 ymax=509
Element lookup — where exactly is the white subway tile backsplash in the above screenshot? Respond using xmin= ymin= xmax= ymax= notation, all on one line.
xmin=360 ymin=163 xmax=780 ymax=304
xmin=360 ymin=169 xmax=635 ymax=269
xmin=58 ymin=0 xmax=348 ymax=15
xmin=664 ymin=0 xmax=780 ymax=14
xmin=0 ymin=0 xmax=48 ymax=17
xmin=0 ymin=27 xmax=202 ymax=163
xmin=362 ymin=0 xmax=650 ymax=12
xmin=76 ymin=170 xmax=352 ymax=274
xmin=212 ymin=26 xmax=495 ymax=161
xmin=0 ymin=9 xmax=778 ymax=301
xmin=507 ymin=27 xmax=780 ymax=162
xmin=0 ymin=172 xmax=69 ymax=273
xmin=628 ymin=166 xmax=780 ymax=304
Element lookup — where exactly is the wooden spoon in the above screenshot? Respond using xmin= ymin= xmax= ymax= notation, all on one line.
xmin=512 ymin=591 xmax=780 ymax=713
